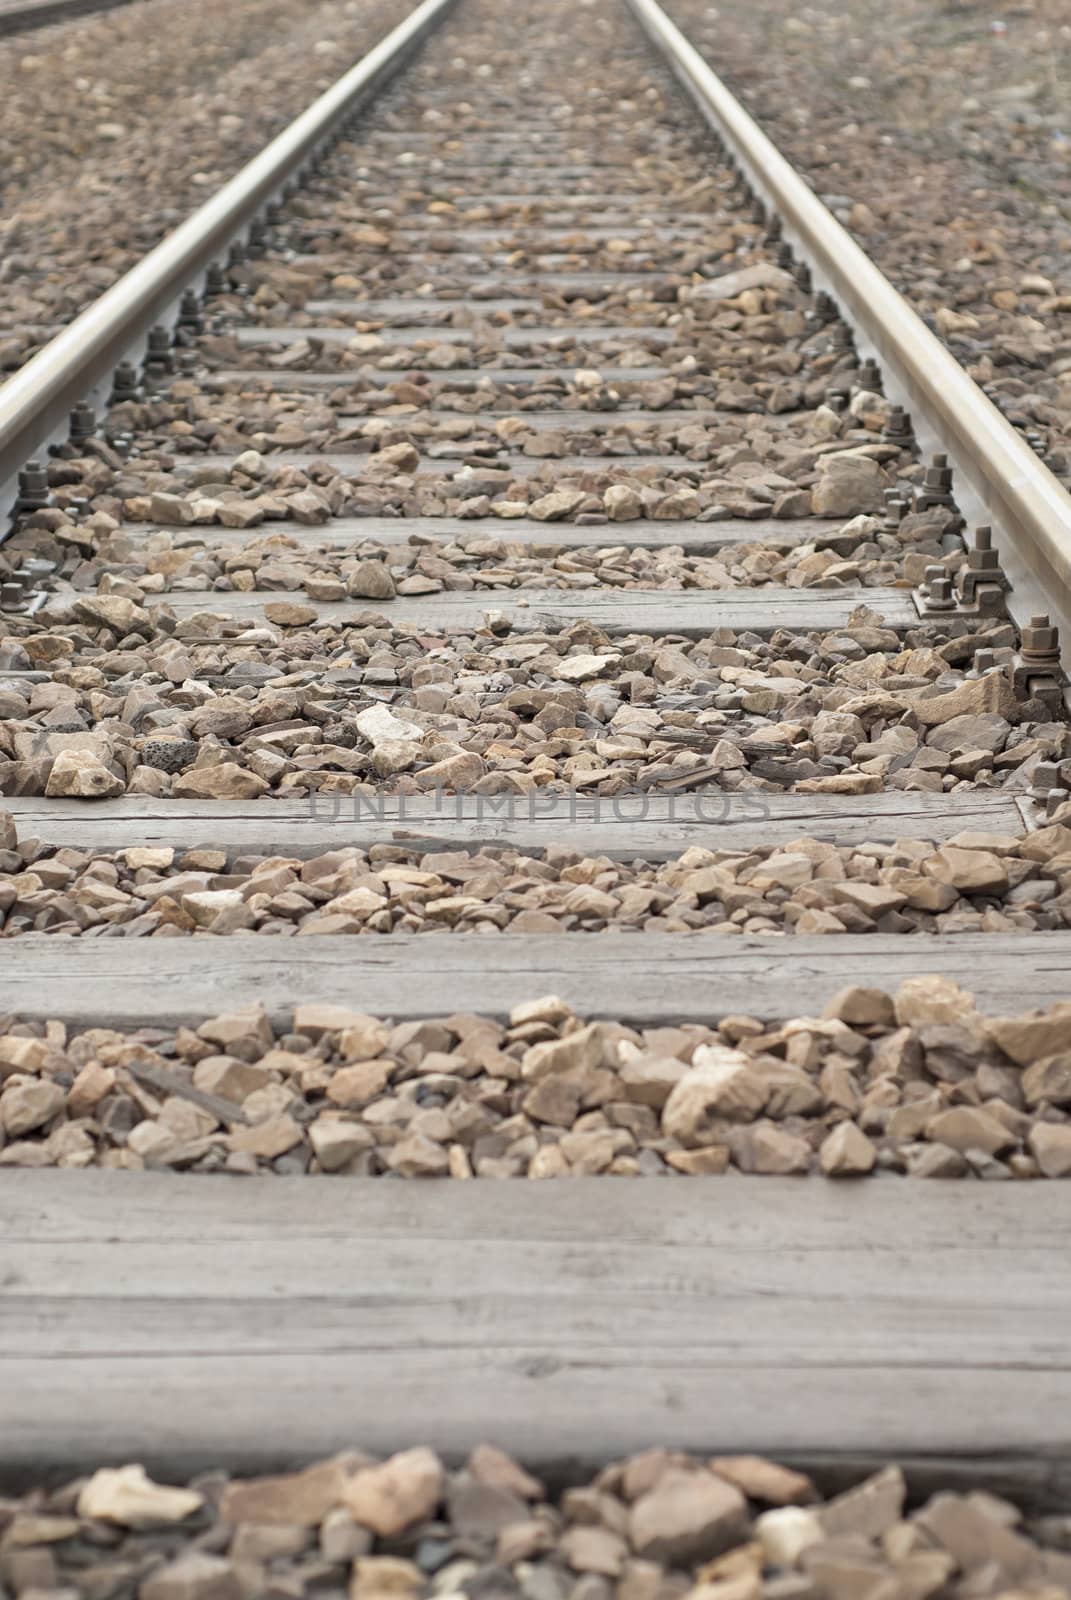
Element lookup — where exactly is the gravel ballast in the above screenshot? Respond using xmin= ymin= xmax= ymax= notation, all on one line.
xmin=4 ymin=808 xmax=1071 ymax=937
xmin=0 ymin=0 xmax=410 ymax=368
xmin=2 ymin=977 xmax=1071 ymax=1177
xmin=665 ymin=0 xmax=1071 ymax=480
xmin=3 ymin=0 xmax=1067 ymax=813
xmin=3 ymin=1448 xmax=1071 ymax=1600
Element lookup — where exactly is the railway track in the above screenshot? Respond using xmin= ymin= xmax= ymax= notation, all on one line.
xmin=0 ymin=0 xmax=134 ymax=36
xmin=3 ymin=0 xmax=1071 ymax=1579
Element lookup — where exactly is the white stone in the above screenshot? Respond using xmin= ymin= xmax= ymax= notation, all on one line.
xmin=554 ymin=653 xmax=621 ymax=683
xmin=44 ymin=750 xmax=124 ymax=798
xmin=77 ymin=1465 xmax=203 ymax=1528
xmin=354 ymin=704 xmax=423 ymax=747
xmin=755 ymin=1507 xmax=824 ymax=1567
xmin=662 ymin=1046 xmax=763 ymax=1140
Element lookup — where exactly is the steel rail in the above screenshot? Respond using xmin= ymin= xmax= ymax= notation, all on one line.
xmin=626 ymin=0 xmax=1071 ymax=665
xmin=0 ymin=0 xmax=135 ymax=38
xmin=0 ymin=0 xmax=459 ymax=518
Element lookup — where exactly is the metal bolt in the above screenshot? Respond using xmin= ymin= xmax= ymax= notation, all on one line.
xmin=954 ymin=524 xmax=1005 ymax=595
xmin=970 ymin=525 xmax=1000 ymax=569
xmin=883 ymin=407 xmax=915 ymax=448
xmin=956 ymin=534 xmax=1010 ymax=611
xmin=177 ymin=290 xmax=203 ymax=330
xmin=922 ymin=565 xmax=955 ymax=610
xmin=16 ymin=460 xmax=50 ymax=510
xmin=69 ymin=403 xmax=96 ymax=443
xmin=144 ymin=324 xmax=175 ymax=373
xmin=792 ymin=261 xmax=812 ymax=292
xmin=110 ymin=361 xmax=140 ymax=402
xmin=914 ymin=451 xmax=959 ymax=514
xmin=828 ymin=323 xmax=855 ymax=352
xmin=856 ymin=358 xmax=883 ymax=394
xmin=813 ymin=290 xmax=837 ymax=322
xmin=1033 ymin=759 xmax=1071 ymax=806
xmin=204 ymin=262 xmax=227 ymax=296
xmin=1020 ymin=613 xmax=1061 ymax=668
xmin=775 ymin=242 xmax=793 ymax=269
xmin=1013 ymin=615 xmax=1065 ymax=705
xmin=882 ymin=490 xmax=909 ymax=530
xmin=765 ymin=215 xmax=782 ymax=244
xmin=227 ymin=241 xmax=247 ymax=268
xmin=1032 ymin=760 xmax=1065 ymax=794
xmin=967 ymin=648 xmax=998 ymax=679
xmin=0 ymin=582 xmax=24 ymax=609
xmin=929 ymin=453 xmax=951 ymax=488
xmin=21 ymin=558 xmax=54 ymax=582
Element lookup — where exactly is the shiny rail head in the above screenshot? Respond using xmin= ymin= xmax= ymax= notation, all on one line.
xmin=0 ymin=0 xmax=460 ymax=527
xmin=623 ymin=0 xmax=1071 ymax=669
xmin=0 ymin=0 xmax=131 ymax=36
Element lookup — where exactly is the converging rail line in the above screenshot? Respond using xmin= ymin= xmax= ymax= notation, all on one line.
xmin=2 ymin=0 xmax=1071 ymax=1528
xmin=0 ymin=0 xmax=137 ymax=36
